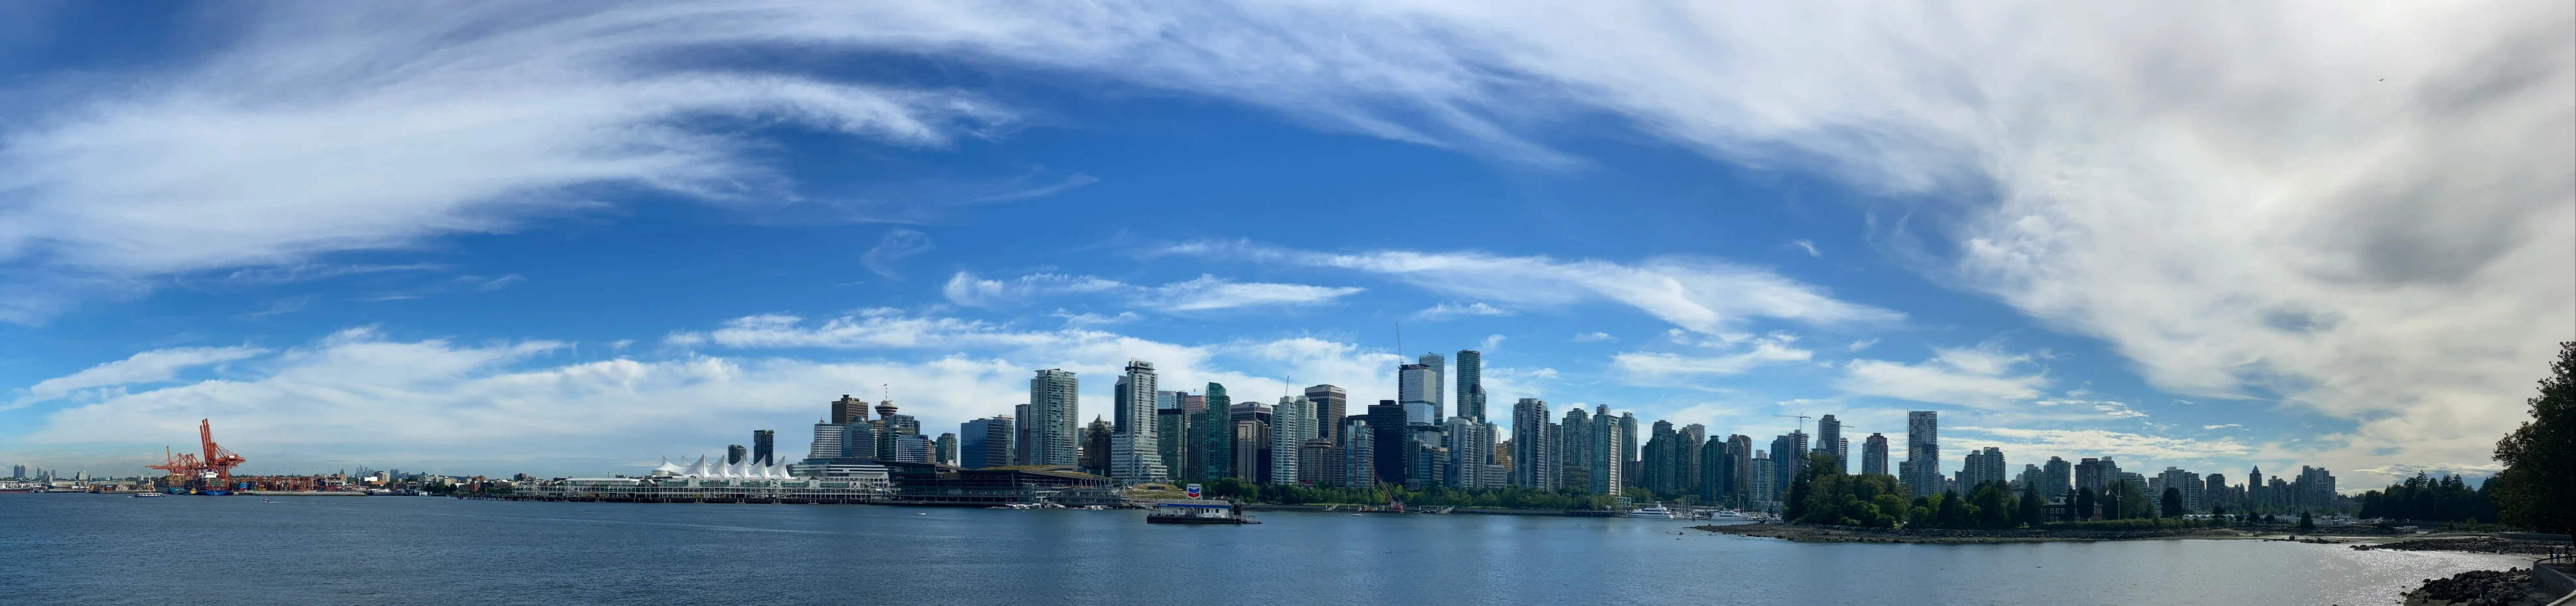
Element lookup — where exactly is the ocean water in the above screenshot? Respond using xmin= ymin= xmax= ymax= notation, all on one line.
xmin=1 ymin=493 xmax=2532 ymax=605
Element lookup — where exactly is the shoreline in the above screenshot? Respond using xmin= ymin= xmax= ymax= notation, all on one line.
xmin=1687 ymin=523 xmax=2517 ymax=545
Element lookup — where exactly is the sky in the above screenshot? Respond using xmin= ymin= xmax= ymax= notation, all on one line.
xmin=1 ymin=1 xmax=2569 ymax=489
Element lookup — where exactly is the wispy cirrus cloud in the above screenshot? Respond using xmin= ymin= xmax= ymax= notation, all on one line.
xmin=1414 ymin=302 xmax=1510 ymax=320
xmin=10 ymin=345 xmax=270 ymax=410
xmin=1165 ymin=241 xmax=1900 ymax=333
xmin=942 ymin=271 xmax=1360 ymax=312
xmin=1612 ymin=334 xmax=1813 ymax=383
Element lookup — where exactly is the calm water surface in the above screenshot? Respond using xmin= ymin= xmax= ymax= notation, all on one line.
xmin=1 ymin=494 xmax=2532 ymax=605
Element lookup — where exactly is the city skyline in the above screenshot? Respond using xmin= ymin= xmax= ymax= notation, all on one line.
xmin=1 ymin=3 xmax=2566 ymax=489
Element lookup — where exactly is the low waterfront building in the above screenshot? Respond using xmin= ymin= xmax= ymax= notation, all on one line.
xmin=518 ymin=456 xmax=889 ymax=503
xmin=879 ymin=462 xmax=1123 ymax=507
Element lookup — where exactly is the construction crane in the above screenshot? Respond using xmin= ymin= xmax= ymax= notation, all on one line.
xmin=1772 ymin=413 xmax=1813 ymax=436
xmin=147 ymin=419 xmax=247 ymax=480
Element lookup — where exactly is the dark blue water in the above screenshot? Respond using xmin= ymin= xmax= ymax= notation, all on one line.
xmin=2 ymin=494 xmax=2530 ymax=605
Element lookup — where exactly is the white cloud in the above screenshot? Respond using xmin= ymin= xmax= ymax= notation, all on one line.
xmin=21 ymin=316 xmax=1422 ymax=474
xmin=1477 ymin=334 xmax=1506 ymax=352
xmin=1836 ymin=343 xmax=2049 ymax=409
xmin=940 ymin=272 xmax=1125 ymax=308
xmin=1572 ymin=332 xmax=1617 ymax=342
xmin=1149 ymin=274 xmax=1362 ymax=312
xmin=1612 ymin=335 xmax=1813 ymax=381
xmin=1847 ymin=338 xmax=1879 ymax=351
xmin=1414 ymin=302 xmax=1511 ymax=320
xmin=10 ymin=345 xmax=270 ymax=408
xmin=1171 ymin=241 xmax=1900 ymax=333
xmin=942 ymin=271 xmax=1359 ymax=312
xmin=1051 ymin=310 xmax=1140 ymax=328
xmin=1791 ymin=240 xmax=1820 ymax=257
xmin=0 ymin=4 xmax=1024 ymax=322
xmin=861 ymin=230 xmax=935 ymax=278
xmin=2204 ymin=424 xmax=2242 ymax=430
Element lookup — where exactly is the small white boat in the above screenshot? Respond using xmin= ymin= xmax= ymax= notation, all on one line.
xmin=132 ymin=493 xmax=167 ymax=498
xmin=1713 ymin=509 xmax=1747 ymax=520
xmin=1627 ymin=504 xmax=1677 ymax=519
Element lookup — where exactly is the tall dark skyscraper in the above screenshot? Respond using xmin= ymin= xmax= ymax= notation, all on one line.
xmin=1193 ymin=383 xmax=1233 ymax=480
xmin=1367 ymin=400 xmax=1408 ymax=486
xmin=726 ymin=444 xmax=746 ymax=465
xmin=1305 ymin=384 xmax=1347 ymax=443
xmin=961 ymin=415 xmax=1013 ymax=469
xmin=1455 ymin=350 xmax=1485 ymax=422
xmin=751 ymin=430 xmax=776 ymax=465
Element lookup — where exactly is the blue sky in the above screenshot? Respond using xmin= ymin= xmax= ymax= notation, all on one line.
xmin=3 ymin=2 xmax=2569 ymax=488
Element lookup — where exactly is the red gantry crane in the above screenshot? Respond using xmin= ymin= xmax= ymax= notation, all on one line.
xmin=148 ymin=419 xmax=247 ymax=480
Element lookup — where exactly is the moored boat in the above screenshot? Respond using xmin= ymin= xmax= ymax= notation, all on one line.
xmin=1627 ymin=504 xmax=1677 ymax=519
xmin=1145 ymin=499 xmax=1259 ymax=524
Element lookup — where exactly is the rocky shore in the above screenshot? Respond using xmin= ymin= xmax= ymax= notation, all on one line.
xmin=2401 ymin=569 xmax=2555 ymax=606
xmin=1691 ymin=523 xmax=2253 ymax=544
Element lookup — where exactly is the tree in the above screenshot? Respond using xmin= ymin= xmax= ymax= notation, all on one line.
xmin=2160 ymin=487 xmax=2184 ymax=517
xmin=2297 ymin=511 xmax=2316 ymax=532
xmin=2021 ymin=484 xmax=2047 ymax=527
xmin=2491 ymin=341 xmax=2575 ymax=534
xmin=2075 ymin=487 xmax=2096 ymax=521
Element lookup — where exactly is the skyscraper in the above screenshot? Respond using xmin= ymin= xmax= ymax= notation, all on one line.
xmin=1028 ymin=369 xmax=1081 ymax=467
xmin=1862 ymin=433 xmax=1890 ymax=476
xmin=1590 ymin=406 xmax=1625 ymax=495
xmin=1013 ymin=404 xmax=1032 ymax=465
xmin=751 ymin=430 xmax=776 ymax=465
xmin=1081 ymin=416 xmax=1113 ymax=476
xmin=726 ymin=445 xmax=746 ymax=465
xmin=961 ymin=415 xmax=1013 ymax=469
xmin=1418 ymin=351 xmax=1447 ymax=420
xmin=1157 ymin=407 xmax=1190 ymax=480
xmin=935 ymin=433 xmax=959 ymax=467
xmin=1368 ymin=400 xmax=1409 ymax=486
xmin=1306 ymin=384 xmax=1347 ymax=443
xmin=1193 ymin=383 xmax=1234 ymax=480
xmin=810 ymin=419 xmax=846 ymax=460
xmin=1905 ymin=411 xmax=1939 ymax=497
xmin=1619 ymin=413 xmax=1640 ymax=486
xmin=2043 ymin=456 xmax=2073 ymax=499
xmin=1814 ymin=415 xmax=1843 ymax=473
xmin=831 ymin=394 xmax=870 ymax=425
xmin=1455 ymin=350 xmax=1485 ymax=422
xmin=1341 ymin=418 xmax=1377 ymax=488
xmin=1441 ymin=416 xmax=1495 ymax=488
xmin=1398 ymin=363 xmax=1438 ymax=424
xmin=1110 ymin=359 xmax=1166 ymax=484
xmin=1269 ymin=396 xmax=1316 ymax=484
xmin=1510 ymin=398 xmax=1556 ymax=490
xmin=1560 ymin=407 xmax=1590 ymax=489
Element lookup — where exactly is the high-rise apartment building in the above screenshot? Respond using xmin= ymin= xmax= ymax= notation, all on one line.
xmin=1862 ymin=433 xmax=1890 ymax=476
xmin=1233 ymin=419 xmax=1270 ymax=482
xmin=9 ymin=465 xmax=23 ymax=479
xmin=1081 ymin=417 xmax=1113 ymax=476
xmin=1269 ymin=396 xmax=1316 ymax=484
xmin=1306 ymin=384 xmax=1347 ymax=443
xmin=726 ymin=445 xmax=746 ymax=465
xmin=1110 ymin=359 xmax=1167 ymax=484
xmin=1341 ymin=419 xmax=1377 ymax=488
xmin=1815 ymin=415 xmax=1843 ymax=473
xmin=1442 ymin=416 xmax=1495 ymax=488
xmin=935 ymin=433 xmax=959 ymax=466
xmin=1904 ymin=411 xmax=1939 ymax=497
xmin=1013 ymin=404 xmax=1032 ymax=465
xmin=751 ymin=430 xmax=776 ymax=465
xmin=1455 ymin=350 xmax=1485 ymax=422
xmin=961 ymin=415 xmax=1013 ymax=469
xmin=1511 ymin=398 xmax=1556 ymax=490
xmin=1957 ymin=447 xmax=2006 ymax=489
xmin=1589 ymin=406 xmax=1626 ymax=495
xmin=1028 ymin=369 xmax=1081 ymax=467
xmin=2043 ymin=456 xmax=2073 ymax=499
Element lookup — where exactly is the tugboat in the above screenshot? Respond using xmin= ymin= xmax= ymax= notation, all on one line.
xmin=1145 ymin=499 xmax=1259 ymax=524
